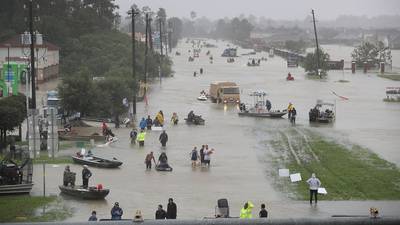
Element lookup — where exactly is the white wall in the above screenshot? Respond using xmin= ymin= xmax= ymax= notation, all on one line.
xmin=0 ymin=47 xmax=59 ymax=69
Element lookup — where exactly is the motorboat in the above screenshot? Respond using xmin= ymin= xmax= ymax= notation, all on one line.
xmin=197 ymin=94 xmax=208 ymax=101
xmin=241 ymin=51 xmax=256 ymax=56
xmin=239 ymin=109 xmax=287 ymax=118
xmin=59 ymin=185 xmax=109 ymax=199
xmin=72 ymin=155 xmax=123 ymax=168
xmin=221 ymin=48 xmax=237 ymax=57
xmin=309 ymin=100 xmax=336 ymax=123
xmin=238 ymin=91 xmax=287 ymax=118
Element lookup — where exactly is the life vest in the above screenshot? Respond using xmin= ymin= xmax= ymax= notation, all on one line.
xmin=137 ymin=132 xmax=146 ymax=141
xmin=239 ymin=201 xmax=254 ymax=219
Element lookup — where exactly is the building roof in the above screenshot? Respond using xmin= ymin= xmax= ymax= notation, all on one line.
xmin=0 ymin=35 xmax=60 ymax=51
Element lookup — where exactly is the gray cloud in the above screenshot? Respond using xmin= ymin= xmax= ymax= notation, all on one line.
xmin=114 ymin=0 xmax=400 ymax=20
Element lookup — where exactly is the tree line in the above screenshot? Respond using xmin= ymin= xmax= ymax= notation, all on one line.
xmin=120 ymin=5 xmax=183 ymax=49
xmin=0 ymin=0 xmax=175 ymax=119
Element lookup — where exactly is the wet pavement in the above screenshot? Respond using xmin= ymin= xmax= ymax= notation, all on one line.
xmin=31 ymin=39 xmax=400 ymax=221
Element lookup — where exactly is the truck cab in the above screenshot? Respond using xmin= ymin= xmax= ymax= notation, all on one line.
xmin=209 ymin=81 xmax=240 ymax=104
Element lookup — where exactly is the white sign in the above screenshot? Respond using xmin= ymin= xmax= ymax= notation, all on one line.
xmin=279 ymin=169 xmax=290 ymax=177
xmin=318 ymin=187 xmax=328 ymax=195
xmin=152 ymin=126 xmax=163 ymax=131
xmin=290 ymin=173 xmax=302 ymax=182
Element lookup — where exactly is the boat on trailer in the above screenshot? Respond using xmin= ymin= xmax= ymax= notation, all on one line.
xmin=238 ymin=91 xmax=287 ymax=118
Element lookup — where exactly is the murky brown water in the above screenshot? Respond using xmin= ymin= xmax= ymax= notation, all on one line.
xmin=31 ymin=39 xmax=400 ymax=221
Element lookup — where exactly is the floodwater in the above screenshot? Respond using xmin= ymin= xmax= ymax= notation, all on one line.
xmin=31 ymin=39 xmax=400 ymax=221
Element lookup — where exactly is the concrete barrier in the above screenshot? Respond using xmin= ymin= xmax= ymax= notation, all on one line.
xmin=2 ymin=218 xmax=400 ymax=225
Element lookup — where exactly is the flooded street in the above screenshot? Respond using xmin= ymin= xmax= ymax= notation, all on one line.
xmin=32 ymin=39 xmax=400 ymax=220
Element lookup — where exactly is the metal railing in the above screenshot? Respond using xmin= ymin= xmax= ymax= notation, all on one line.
xmin=2 ymin=218 xmax=400 ymax=225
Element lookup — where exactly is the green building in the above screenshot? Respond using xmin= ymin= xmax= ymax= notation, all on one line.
xmin=0 ymin=62 xmax=27 ymax=97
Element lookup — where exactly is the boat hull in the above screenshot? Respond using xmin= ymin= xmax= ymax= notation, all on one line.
xmin=238 ymin=111 xmax=287 ymax=118
xmin=0 ymin=183 xmax=33 ymax=195
xmin=155 ymin=166 xmax=173 ymax=172
xmin=59 ymin=185 xmax=109 ymax=199
xmin=184 ymin=118 xmax=205 ymax=125
xmin=72 ymin=156 xmax=122 ymax=168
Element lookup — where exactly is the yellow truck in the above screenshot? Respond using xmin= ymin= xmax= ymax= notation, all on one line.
xmin=209 ymin=81 xmax=240 ymax=104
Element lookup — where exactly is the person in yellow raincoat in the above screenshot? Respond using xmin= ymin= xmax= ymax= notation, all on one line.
xmin=287 ymin=102 xmax=294 ymax=119
xmin=155 ymin=110 xmax=165 ymax=126
xmin=240 ymin=201 xmax=254 ymax=218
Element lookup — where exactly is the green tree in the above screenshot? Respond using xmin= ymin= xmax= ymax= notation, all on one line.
xmin=58 ymin=67 xmax=96 ymax=117
xmin=212 ymin=18 xmax=253 ymax=42
xmin=302 ymin=48 xmax=330 ymax=75
xmin=0 ymin=95 xmax=27 ymax=146
xmin=95 ymin=76 xmax=132 ymax=119
xmin=351 ymin=41 xmax=385 ymax=67
xmin=284 ymin=40 xmax=307 ymax=54
xmin=167 ymin=17 xmax=183 ymax=48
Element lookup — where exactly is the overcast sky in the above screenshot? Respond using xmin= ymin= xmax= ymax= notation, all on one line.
xmin=114 ymin=0 xmax=400 ymax=20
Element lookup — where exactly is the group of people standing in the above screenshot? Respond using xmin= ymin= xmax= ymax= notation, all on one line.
xmin=88 ymin=199 xmax=178 ymax=221
xmin=144 ymin=151 xmax=171 ymax=170
xmin=131 ymin=111 xmax=178 ymax=147
xmin=239 ymin=201 xmax=269 ymax=219
xmin=193 ymin=67 xmax=204 ymax=77
xmin=63 ymin=165 xmax=92 ymax=189
xmin=139 ymin=110 xmax=165 ymax=131
xmin=190 ymin=145 xmax=215 ymax=167
xmin=155 ymin=198 xmax=177 ymax=219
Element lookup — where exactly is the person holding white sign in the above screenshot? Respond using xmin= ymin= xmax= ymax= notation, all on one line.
xmin=306 ymin=173 xmax=321 ymax=204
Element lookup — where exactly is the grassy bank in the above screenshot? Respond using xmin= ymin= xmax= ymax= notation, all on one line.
xmin=0 ymin=196 xmax=70 ymax=222
xmin=33 ymin=154 xmax=72 ymax=164
xmin=378 ymin=73 xmax=400 ymax=81
xmin=383 ymin=98 xmax=400 ymax=102
xmin=270 ymin=129 xmax=400 ymax=200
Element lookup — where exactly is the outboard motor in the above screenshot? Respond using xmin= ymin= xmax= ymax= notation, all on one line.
xmin=215 ymin=198 xmax=229 ymax=218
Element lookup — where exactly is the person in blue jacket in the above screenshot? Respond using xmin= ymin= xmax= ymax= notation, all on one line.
xmin=139 ymin=117 xmax=147 ymax=130
xmin=111 ymin=202 xmax=123 ymax=220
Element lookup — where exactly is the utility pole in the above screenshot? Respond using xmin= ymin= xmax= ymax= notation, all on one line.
xmin=159 ymin=18 xmax=163 ymax=57
xmin=311 ymin=9 xmax=320 ymax=78
xmin=168 ymin=21 xmax=172 ymax=53
xmin=6 ymin=44 xmax=10 ymax=95
xmin=29 ymin=0 xmax=36 ymax=109
xmin=128 ymin=7 xmax=138 ymax=116
xmin=148 ymin=17 xmax=153 ymax=51
xmin=144 ymin=13 xmax=149 ymax=85
xmin=159 ymin=18 xmax=163 ymax=80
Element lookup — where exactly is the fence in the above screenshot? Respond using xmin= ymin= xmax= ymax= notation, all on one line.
xmin=2 ymin=217 xmax=400 ymax=225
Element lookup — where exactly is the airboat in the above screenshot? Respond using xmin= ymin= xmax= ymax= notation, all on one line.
xmin=238 ymin=91 xmax=287 ymax=118
xmin=309 ymin=100 xmax=336 ymax=123
xmin=0 ymin=151 xmax=33 ymax=194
